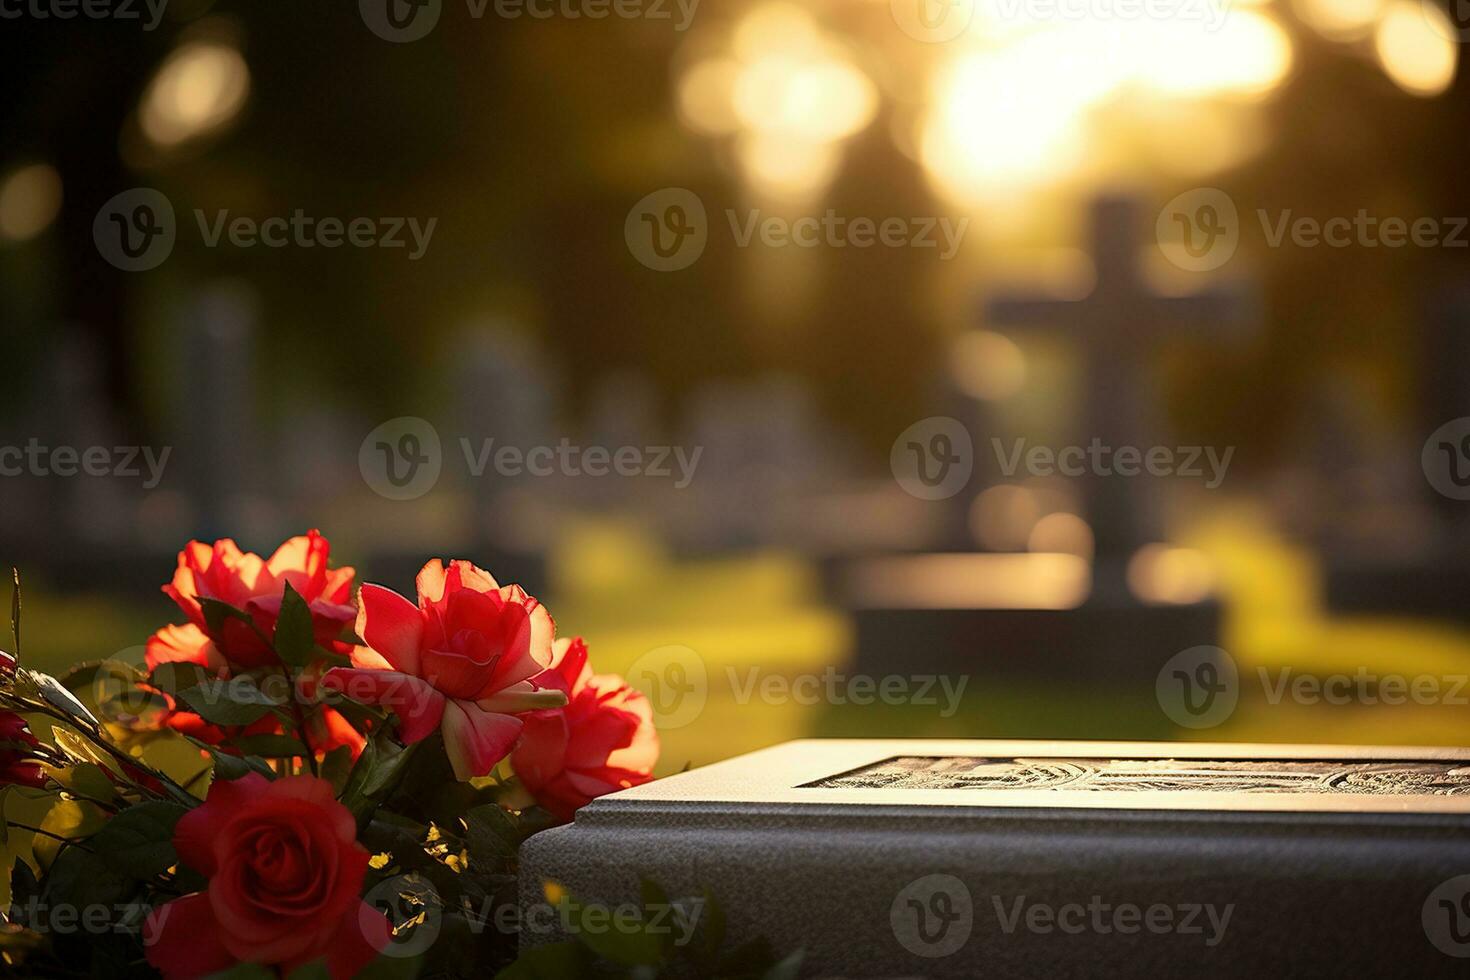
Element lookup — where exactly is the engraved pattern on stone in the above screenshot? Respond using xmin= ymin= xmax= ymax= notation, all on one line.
xmin=802 ymin=756 xmax=1470 ymax=795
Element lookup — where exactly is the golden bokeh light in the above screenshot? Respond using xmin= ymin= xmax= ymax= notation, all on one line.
xmin=970 ymin=484 xmax=1044 ymax=551
xmin=1135 ymin=14 xmax=1294 ymax=100
xmin=0 ymin=163 xmax=63 ymax=243
xmin=140 ymin=41 xmax=251 ymax=148
xmin=918 ymin=13 xmax=1294 ymax=205
xmin=737 ymin=133 xmax=842 ymax=199
xmin=1127 ymin=544 xmax=1217 ymax=604
xmin=677 ymin=58 xmax=742 ymax=136
xmin=950 ymin=330 xmax=1027 ymax=401
xmin=1292 ymin=0 xmax=1387 ymax=39
xmin=1374 ymin=1 xmax=1457 ymax=97
xmin=844 ymin=553 xmax=1091 ymax=610
xmin=677 ymin=4 xmax=876 ymax=200
xmin=1027 ymin=512 xmax=1094 ymax=560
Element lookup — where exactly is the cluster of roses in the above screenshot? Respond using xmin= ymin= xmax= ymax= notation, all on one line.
xmin=0 ymin=530 xmax=658 ymax=979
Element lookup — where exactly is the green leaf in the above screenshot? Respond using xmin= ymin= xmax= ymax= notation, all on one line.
xmin=356 ymin=952 xmax=423 ymax=980
xmin=57 ymin=660 xmax=109 ymax=692
xmin=184 ymin=737 xmax=275 ymax=782
xmin=11 ymin=567 xmax=21 ymax=657
xmin=176 ymin=678 xmax=281 ymax=726
xmin=89 ymin=800 xmax=188 ymax=879
xmin=55 ymin=762 xmax=118 ymax=804
xmin=321 ymin=744 xmax=354 ymax=794
xmin=50 ymin=726 xmax=115 ymax=771
xmin=41 ymin=842 xmax=130 ymax=909
xmin=463 ymin=803 xmax=518 ymax=868
xmin=274 ymin=582 xmax=318 ymax=667
xmin=341 ymin=732 xmax=421 ymax=825
xmin=231 ymin=734 xmax=310 ymax=758
xmin=559 ymin=894 xmax=666 ymax=968
xmin=760 ymin=949 xmax=806 ymax=980
xmin=493 ymin=942 xmax=588 ymax=980
xmin=282 ymin=961 xmax=331 ymax=980
xmin=29 ymin=670 xmax=100 ymax=726
xmin=149 ymin=661 xmax=211 ymax=694
xmin=199 ymin=597 xmax=252 ymax=638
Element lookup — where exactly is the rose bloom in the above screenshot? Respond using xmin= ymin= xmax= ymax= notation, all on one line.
xmin=159 ymin=530 xmax=357 ymax=669
xmin=511 ymin=638 xmax=658 ymax=820
xmin=322 ymin=559 xmax=565 ymax=780
xmin=147 ymin=532 xmax=364 ymax=758
xmin=0 ymin=711 xmax=46 ymax=789
xmin=144 ymin=773 xmax=390 ymax=979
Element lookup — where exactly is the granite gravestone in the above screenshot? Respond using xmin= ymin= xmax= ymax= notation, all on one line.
xmin=363 ymin=324 xmax=552 ymax=596
xmin=1326 ymin=285 xmax=1470 ymax=623
xmin=176 ymin=281 xmax=271 ymax=542
xmin=842 ymin=196 xmax=1255 ymax=685
xmin=521 ymin=738 xmax=1470 ymax=978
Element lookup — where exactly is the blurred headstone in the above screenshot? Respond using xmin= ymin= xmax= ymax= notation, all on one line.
xmin=843 ymin=195 xmax=1257 ymax=685
xmin=175 ymin=280 xmax=274 ymax=542
xmin=1325 ymin=286 xmax=1470 ymax=623
xmin=668 ymin=374 xmax=836 ymax=553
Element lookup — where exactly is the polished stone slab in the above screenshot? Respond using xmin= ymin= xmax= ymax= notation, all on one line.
xmin=521 ymin=739 xmax=1470 ymax=978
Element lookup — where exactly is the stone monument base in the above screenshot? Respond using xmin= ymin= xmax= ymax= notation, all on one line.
xmin=521 ymin=739 xmax=1470 ymax=978
xmin=838 ymin=554 xmax=1221 ymax=685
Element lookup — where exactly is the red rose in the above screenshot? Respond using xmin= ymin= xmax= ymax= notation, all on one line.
xmin=322 ymin=559 xmax=564 ymax=781
xmin=0 ymin=711 xmax=46 ymax=789
xmin=511 ymin=638 xmax=658 ymax=820
xmin=144 ymin=774 xmax=390 ymax=979
xmin=147 ymin=532 xmax=365 ymax=760
xmin=159 ymin=530 xmax=357 ymax=669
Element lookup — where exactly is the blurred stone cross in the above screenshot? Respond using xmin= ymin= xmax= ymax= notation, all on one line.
xmin=984 ymin=194 xmax=1257 ymax=560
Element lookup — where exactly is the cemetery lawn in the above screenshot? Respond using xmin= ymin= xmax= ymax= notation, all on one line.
xmin=12 ymin=507 xmax=1470 ymax=779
